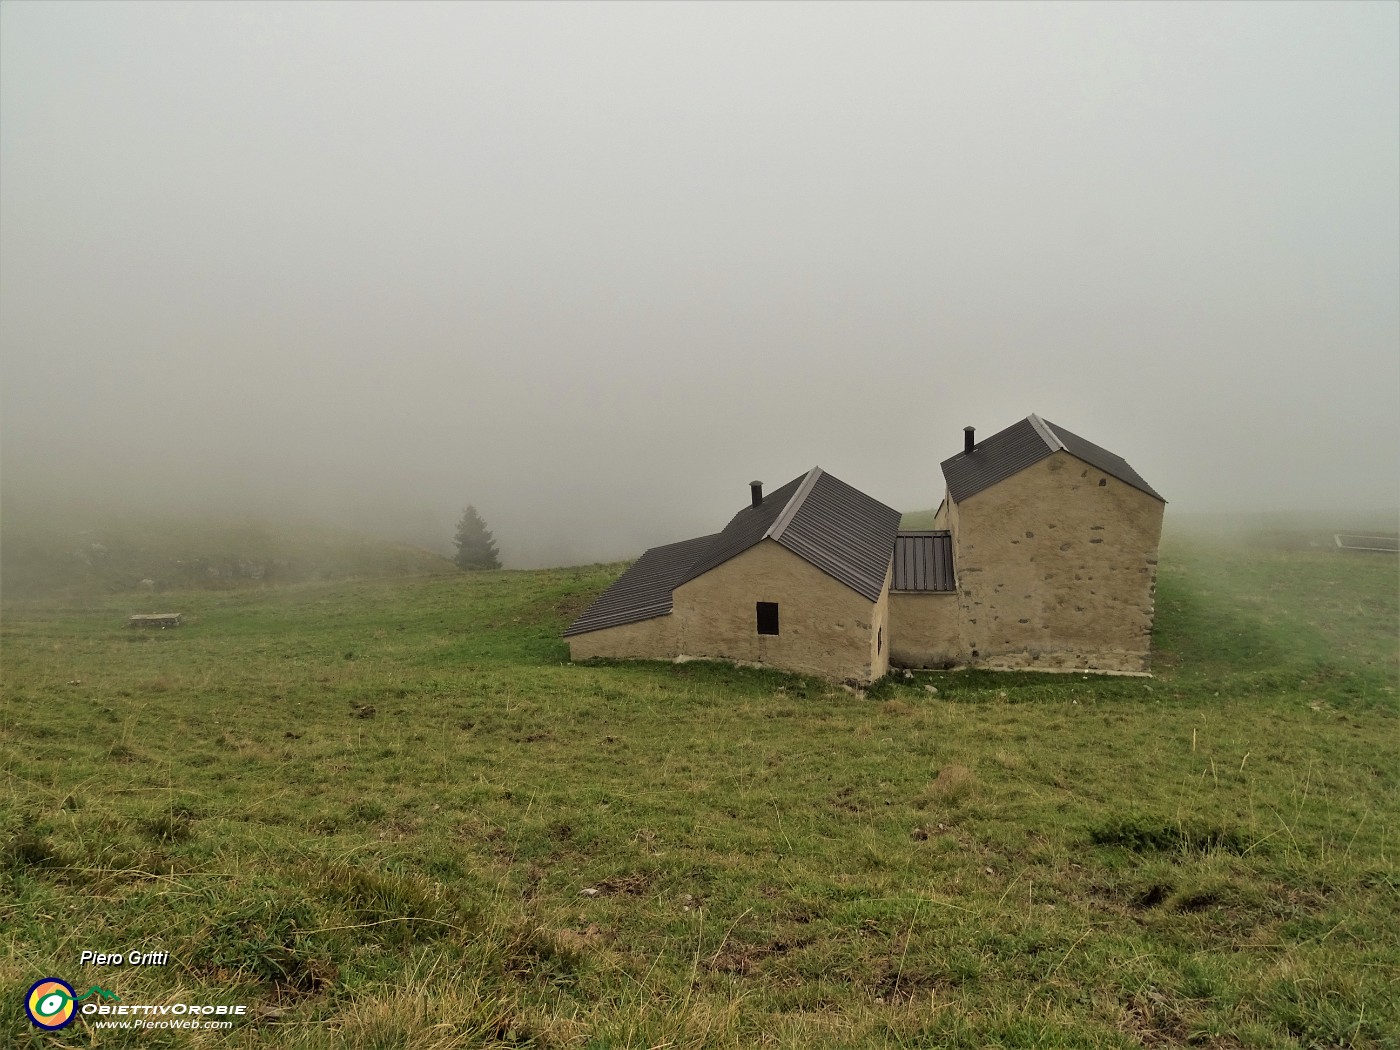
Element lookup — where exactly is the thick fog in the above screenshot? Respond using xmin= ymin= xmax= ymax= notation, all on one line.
xmin=2 ymin=2 xmax=1397 ymax=567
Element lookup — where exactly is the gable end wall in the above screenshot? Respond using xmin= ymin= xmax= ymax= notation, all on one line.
xmin=951 ymin=450 xmax=1164 ymax=672
xmin=672 ymin=539 xmax=888 ymax=682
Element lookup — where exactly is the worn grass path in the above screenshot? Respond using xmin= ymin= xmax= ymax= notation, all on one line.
xmin=2 ymin=530 xmax=1396 ymax=1047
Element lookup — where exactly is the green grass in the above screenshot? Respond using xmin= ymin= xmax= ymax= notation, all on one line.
xmin=1 ymin=526 xmax=1396 ymax=1047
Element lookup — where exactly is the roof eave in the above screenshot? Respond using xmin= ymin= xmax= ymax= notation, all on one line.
xmin=563 ymin=609 xmax=671 ymax=638
xmin=1053 ymin=449 xmax=1167 ymax=504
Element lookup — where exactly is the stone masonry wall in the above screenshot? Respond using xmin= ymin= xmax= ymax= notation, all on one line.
xmin=888 ymin=591 xmax=962 ymax=668
xmin=672 ymin=539 xmax=885 ymax=683
xmin=567 ymin=613 xmax=679 ymax=662
xmin=869 ymin=561 xmax=893 ymax=680
xmin=951 ymin=451 xmax=1164 ymax=672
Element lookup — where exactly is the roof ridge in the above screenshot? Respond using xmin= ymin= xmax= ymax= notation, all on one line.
xmin=1026 ymin=413 xmax=1064 ymax=452
xmin=766 ymin=466 xmax=823 ymax=542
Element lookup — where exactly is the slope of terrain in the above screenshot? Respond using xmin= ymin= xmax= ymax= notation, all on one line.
xmin=1 ymin=524 xmax=1396 ymax=1047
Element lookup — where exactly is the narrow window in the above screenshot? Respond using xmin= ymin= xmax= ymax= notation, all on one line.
xmin=878 ymin=627 xmax=883 ymax=654
xmin=756 ymin=601 xmax=779 ymax=635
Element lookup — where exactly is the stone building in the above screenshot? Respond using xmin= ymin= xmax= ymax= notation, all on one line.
xmin=565 ymin=414 xmax=1166 ymax=680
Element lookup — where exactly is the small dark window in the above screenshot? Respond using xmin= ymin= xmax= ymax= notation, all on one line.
xmin=877 ymin=627 xmax=883 ymax=654
xmin=756 ymin=602 xmax=779 ymax=635
xmin=1098 ymin=478 xmax=1107 ymax=487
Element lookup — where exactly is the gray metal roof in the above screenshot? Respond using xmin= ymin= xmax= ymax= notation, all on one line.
xmin=1044 ymin=420 xmax=1165 ymax=502
xmin=768 ymin=468 xmax=903 ymax=601
xmin=562 ymin=532 xmax=718 ymax=637
xmin=892 ymin=531 xmax=956 ymax=592
xmin=681 ymin=467 xmax=901 ymax=602
xmin=565 ymin=467 xmax=903 ymax=637
xmin=679 ymin=471 xmax=810 ymax=585
xmin=941 ymin=414 xmax=1165 ymax=504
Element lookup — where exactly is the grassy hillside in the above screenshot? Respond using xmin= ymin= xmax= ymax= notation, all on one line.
xmin=0 ymin=509 xmax=455 ymax=600
xmin=1 ymin=526 xmax=1396 ymax=1047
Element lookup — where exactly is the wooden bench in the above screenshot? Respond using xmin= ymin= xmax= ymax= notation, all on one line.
xmin=128 ymin=614 xmax=182 ymax=629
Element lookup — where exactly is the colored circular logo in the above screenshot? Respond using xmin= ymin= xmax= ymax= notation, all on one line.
xmin=25 ymin=978 xmax=77 ymax=1030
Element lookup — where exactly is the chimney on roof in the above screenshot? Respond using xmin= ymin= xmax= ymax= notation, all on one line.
xmin=750 ymin=480 xmax=764 ymax=508
xmin=964 ymin=426 xmax=975 ymax=454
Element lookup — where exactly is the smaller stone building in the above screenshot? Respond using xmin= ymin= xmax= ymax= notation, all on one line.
xmin=566 ymin=468 xmax=901 ymax=683
xmin=566 ymin=415 xmax=1166 ymax=680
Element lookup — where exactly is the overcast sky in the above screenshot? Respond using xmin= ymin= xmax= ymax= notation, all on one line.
xmin=2 ymin=1 xmax=1397 ymax=566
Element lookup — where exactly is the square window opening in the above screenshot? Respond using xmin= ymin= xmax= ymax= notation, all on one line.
xmin=756 ymin=601 xmax=779 ymax=636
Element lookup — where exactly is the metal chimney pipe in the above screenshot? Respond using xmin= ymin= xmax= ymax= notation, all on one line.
xmin=750 ymin=481 xmax=764 ymax=508
xmin=964 ymin=426 xmax=975 ymax=454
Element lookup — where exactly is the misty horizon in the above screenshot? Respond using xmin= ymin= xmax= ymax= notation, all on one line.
xmin=3 ymin=2 xmax=1397 ymax=569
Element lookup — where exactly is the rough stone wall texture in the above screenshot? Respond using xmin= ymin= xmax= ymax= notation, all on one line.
xmin=951 ymin=451 xmax=1164 ymax=672
xmin=672 ymin=538 xmax=884 ymax=682
xmin=869 ymin=562 xmax=893 ymax=680
xmin=567 ymin=613 xmax=679 ymax=662
xmin=948 ymin=489 xmax=963 ymax=554
xmin=888 ymin=592 xmax=961 ymax=668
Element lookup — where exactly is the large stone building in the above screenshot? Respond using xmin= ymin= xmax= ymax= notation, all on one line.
xmin=565 ymin=415 xmax=1166 ymax=680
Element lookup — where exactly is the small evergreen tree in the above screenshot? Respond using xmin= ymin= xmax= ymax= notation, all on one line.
xmin=453 ymin=506 xmax=501 ymax=570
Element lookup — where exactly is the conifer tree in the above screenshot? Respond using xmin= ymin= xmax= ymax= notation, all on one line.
xmin=453 ymin=506 xmax=501 ymax=570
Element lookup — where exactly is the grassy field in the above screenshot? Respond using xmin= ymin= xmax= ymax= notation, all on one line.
xmin=0 ymin=508 xmax=455 ymax=600
xmin=1 ymin=524 xmax=1396 ymax=1047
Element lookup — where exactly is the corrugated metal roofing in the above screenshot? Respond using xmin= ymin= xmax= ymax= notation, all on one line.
xmin=892 ymin=531 xmax=956 ymax=592
xmin=565 ymin=467 xmax=904 ymax=637
xmin=679 ymin=471 xmax=810 ymax=585
xmin=941 ymin=417 xmax=1051 ymax=503
xmin=562 ymin=532 xmax=718 ymax=637
xmin=771 ymin=469 xmax=903 ymax=602
xmin=1043 ymin=420 xmax=1165 ymax=502
xmin=941 ymin=414 xmax=1164 ymax=504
